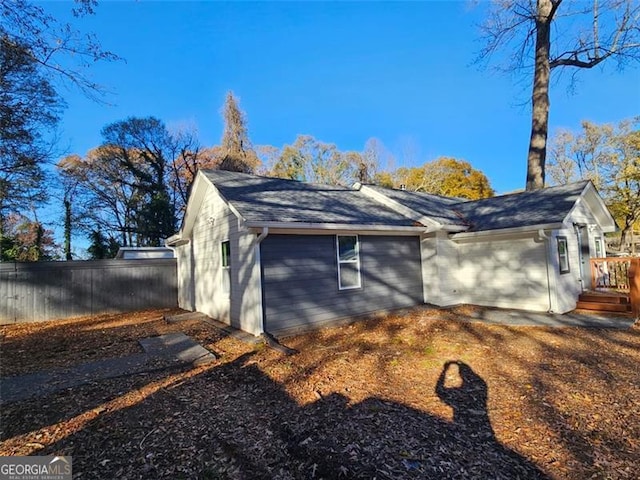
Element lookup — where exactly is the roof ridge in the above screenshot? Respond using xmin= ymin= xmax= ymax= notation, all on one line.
xmin=201 ymin=169 xmax=353 ymax=190
xmin=462 ymin=180 xmax=590 ymax=205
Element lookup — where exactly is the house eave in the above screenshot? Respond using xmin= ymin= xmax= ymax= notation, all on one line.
xmin=165 ymin=234 xmax=189 ymax=247
xmin=244 ymin=221 xmax=430 ymax=235
xmin=450 ymin=222 xmax=564 ymax=240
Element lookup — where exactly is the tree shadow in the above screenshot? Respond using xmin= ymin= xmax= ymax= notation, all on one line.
xmin=25 ymin=354 xmax=549 ymax=479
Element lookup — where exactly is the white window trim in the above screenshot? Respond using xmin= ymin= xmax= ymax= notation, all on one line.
xmin=557 ymin=236 xmax=570 ymax=274
xmin=336 ymin=234 xmax=362 ymax=290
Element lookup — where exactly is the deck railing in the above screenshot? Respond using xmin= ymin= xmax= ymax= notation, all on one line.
xmin=590 ymin=257 xmax=631 ymax=292
xmin=590 ymin=257 xmax=639 ymax=318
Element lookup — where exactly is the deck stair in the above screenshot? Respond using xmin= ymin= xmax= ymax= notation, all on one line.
xmin=576 ymin=291 xmax=632 ymax=314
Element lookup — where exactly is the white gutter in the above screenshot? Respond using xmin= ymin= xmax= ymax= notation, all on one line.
xmin=256 ymin=226 xmax=269 ymax=243
xmin=450 ymin=222 xmax=564 ymax=241
xmin=244 ymin=221 xmax=429 ymax=233
xmin=165 ymin=234 xmax=189 ymax=247
xmin=254 ymin=227 xmax=269 ymax=335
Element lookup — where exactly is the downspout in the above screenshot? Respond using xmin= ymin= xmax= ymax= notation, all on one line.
xmin=256 ymin=227 xmax=269 ymax=244
xmin=254 ymin=228 xmax=296 ymax=354
xmin=573 ymin=223 xmax=582 ymax=291
xmin=254 ymin=227 xmax=269 ymax=334
xmin=536 ymin=229 xmax=555 ymax=312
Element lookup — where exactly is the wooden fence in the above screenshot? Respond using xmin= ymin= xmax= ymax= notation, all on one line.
xmin=0 ymin=259 xmax=177 ymax=324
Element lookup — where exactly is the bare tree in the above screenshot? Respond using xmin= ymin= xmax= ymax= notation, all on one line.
xmin=1 ymin=0 xmax=119 ymax=99
xmin=479 ymin=0 xmax=640 ymax=190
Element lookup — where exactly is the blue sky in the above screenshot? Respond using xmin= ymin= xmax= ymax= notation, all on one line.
xmin=48 ymin=0 xmax=639 ymax=198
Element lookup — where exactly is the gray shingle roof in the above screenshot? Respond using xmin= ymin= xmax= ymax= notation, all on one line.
xmin=455 ymin=181 xmax=589 ymax=232
xmin=201 ymin=170 xmax=590 ymax=233
xmin=201 ymin=170 xmax=418 ymax=227
xmin=364 ymin=185 xmax=468 ymax=227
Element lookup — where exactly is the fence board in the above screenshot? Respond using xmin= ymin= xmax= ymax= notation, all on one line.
xmin=0 ymin=259 xmax=177 ymax=324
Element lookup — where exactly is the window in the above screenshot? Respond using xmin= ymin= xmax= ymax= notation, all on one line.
xmin=557 ymin=236 xmax=570 ymax=274
xmin=221 ymin=240 xmax=230 ymax=295
xmin=595 ymin=237 xmax=603 ymax=258
xmin=337 ymin=235 xmax=361 ymax=290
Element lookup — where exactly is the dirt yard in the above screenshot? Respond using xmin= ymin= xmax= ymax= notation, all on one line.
xmin=1 ymin=307 xmax=638 ymax=479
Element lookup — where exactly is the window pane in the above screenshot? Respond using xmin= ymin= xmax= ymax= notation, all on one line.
xmin=338 ymin=236 xmax=358 ymax=262
xmin=221 ymin=241 xmax=230 ymax=267
xmin=558 ymin=240 xmax=566 ymax=255
xmin=557 ymin=237 xmax=569 ymax=274
xmin=339 ymin=263 xmax=360 ymax=289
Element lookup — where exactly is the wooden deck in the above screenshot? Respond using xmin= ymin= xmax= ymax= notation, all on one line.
xmin=576 ymin=291 xmax=632 ymax=315
xmin=580 ymin=257 xmax=639 ymax=317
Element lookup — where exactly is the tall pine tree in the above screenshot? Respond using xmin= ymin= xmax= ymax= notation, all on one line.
xmin=218 ymin=92 xmax=259 ymax=173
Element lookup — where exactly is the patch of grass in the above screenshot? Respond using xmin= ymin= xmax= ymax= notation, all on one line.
xmin=422 ymin=359 xmax=440 ymax=369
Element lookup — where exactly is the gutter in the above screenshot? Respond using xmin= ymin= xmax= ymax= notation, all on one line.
xmin=450 ymin=222 xmax=564 ymax=241
xmin=165 ymin=234 xmax=189 ymax=247
xmin=253 ymin=227 xmax=297 ymax=355
xmin=244 ymin=221 xmax=431 ymax=234
xmin=254 ymin=227 xmax=269 ymax=333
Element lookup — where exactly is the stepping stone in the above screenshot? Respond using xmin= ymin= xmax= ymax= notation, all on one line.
xmin=164 ymin=312 xmax=208 ymax=324
xmin=139 ymin=332 xmax=216 ymax=366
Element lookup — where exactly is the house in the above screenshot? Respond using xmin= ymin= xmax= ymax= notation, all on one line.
xmin=166 ymin=170 xmax=617 ymax=336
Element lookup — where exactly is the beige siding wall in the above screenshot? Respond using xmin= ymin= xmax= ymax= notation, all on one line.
xmin=550 ymin=226 xmax=581 ymax=313
xmin=422 ymin=231 xmax=553 ymax=312
xmin=454 ymin=235 xmax=550 ymax=311
xmin=420 ymin=236 xmax=438 ymax=304
xmin=175 ymin=242 xmax=194 ymax=310
xmin=436 ymin=232 xmax=461 ymax=306
xmin=571 ymin=200 xmax=608 ymax=258
xmin=551 ymin=200 xmax=608 ymax=313
xmin=186 ymin=185 xmax=262 ymax=335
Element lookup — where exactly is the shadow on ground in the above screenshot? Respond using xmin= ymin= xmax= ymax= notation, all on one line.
xmin=8 ymin=353 xmax=548 ymax=479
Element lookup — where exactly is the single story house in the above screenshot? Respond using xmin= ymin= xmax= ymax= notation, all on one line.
xmin=166 ymin=170 xmax=616 ymax=336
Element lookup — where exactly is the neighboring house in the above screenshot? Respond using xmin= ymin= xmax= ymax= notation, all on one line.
xmin=167 ymin=170 xmax=616 ymax=336
xmin=115 ymin=247 xmax=176 ymax=260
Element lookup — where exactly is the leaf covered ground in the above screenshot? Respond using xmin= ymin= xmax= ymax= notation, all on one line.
xmin=1 ymin=307 xmax=638 ymax=479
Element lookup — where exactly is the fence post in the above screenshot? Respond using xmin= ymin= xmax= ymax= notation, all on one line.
xmin=630 ymin=259 xmax=640 ymax=319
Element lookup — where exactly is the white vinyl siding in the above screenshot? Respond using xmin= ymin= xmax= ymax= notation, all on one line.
xmin=454 ymin=235 xmax=549 ymax=312
xmin=337 ymin=235 xmax=361 ymax=290
xmin=183 ymin=183 xmax=263 ymax=335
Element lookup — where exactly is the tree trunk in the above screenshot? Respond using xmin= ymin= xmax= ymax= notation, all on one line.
xmin=526 ymin=0 xmax=553 ymax=191
xmin=619 ymin=222 xmax=633 ymax=253
xmin=64 ymin=198 xmax=72 ymax=260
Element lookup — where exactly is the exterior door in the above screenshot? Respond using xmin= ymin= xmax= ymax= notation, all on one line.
xmin=577 ymin=225 xmax=591 ymax=291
